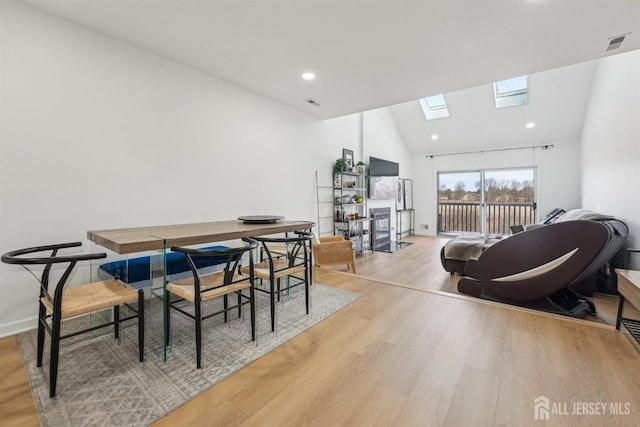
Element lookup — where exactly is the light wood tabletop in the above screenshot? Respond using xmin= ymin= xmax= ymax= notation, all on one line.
xmin=87 ymin=219 xmax=315 ymax=254
xmin=617 ymin=269 xmax=640 ymax=309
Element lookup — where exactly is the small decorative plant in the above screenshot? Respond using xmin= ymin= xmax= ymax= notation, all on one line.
xmin=356 ymin=161 xmax=367 ymax=175
xmin=333 ymin=158 xmax=349 ymax=175
xmin=333 ymin=158 xmax=350 ymax=188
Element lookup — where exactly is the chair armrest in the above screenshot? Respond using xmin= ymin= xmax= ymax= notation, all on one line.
xmin=1 ymin=242 xmax=105 ymax=265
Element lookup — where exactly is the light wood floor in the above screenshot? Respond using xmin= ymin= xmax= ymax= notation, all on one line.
xmin=351 ymin=235 xmax=633 ymax=326
xmin=2 ymin=236 xmax=640 ymax=426
xmin=0 ymin=335 xmax=39 ymax=426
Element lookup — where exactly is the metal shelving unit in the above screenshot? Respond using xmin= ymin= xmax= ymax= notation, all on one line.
xmin=333 ymin=171 xmax=370 ymax=255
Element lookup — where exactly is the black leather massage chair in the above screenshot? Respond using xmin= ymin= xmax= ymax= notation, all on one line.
xmin=457 ymin=217 xmax=628 ymax=318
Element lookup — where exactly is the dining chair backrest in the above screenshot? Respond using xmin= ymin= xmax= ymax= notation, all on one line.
xmin=1 ymin=242 xmax=107 ymax=303
xmin=170 ymin=238 xmax=258 ymax=295
xmin=246 ymin=233 xmax=313 ymax=332
xmin=253 ymin=233 xmax=313 ymax=270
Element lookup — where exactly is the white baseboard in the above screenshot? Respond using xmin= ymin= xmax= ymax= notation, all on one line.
xmin=0 ymin=316 xmax=37 ymax=338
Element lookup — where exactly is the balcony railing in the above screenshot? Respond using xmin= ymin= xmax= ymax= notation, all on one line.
xmin=438 ymin=202 xmax=535 ymax=235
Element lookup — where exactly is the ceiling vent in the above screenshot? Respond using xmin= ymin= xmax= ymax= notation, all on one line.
xmin=306 ymin=98 xmax=321 ymax=107
xmin=605 ymin=33 xmax=629 ymax=52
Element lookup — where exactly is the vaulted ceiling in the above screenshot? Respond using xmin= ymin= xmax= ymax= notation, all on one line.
xmin=390 ymin=59 xmax=597 ymax=155
xmin=20 ymin=0 xmax=640 ymax=154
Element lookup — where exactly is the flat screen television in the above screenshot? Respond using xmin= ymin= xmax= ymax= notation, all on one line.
xmin=369 ymin=157 xmax=399 ymax=199
xmin=369 ymin=156 xmax=399 ymax=177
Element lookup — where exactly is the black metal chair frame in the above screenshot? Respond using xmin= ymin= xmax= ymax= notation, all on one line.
xmin=166 ymin=238 xmax=258 ymax=369
xmin=252 ymin=232 xmax=313 ymax=332
xmin=1 ymin=242 xmax=145 ymax=398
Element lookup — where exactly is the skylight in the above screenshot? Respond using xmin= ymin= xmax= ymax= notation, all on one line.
xmin=419 ymin=94 xmax=450 ymax=120
xmin=493 ymin=75 xmax=528 ymax=108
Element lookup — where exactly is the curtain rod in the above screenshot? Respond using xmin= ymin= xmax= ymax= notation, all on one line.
xmin=425 ymin=144 xmax=554 ymax=158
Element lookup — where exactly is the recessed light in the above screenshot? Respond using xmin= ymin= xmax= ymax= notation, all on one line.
xmin=526 ymin=122 xmax=535 ymax=129
xmin=302 ymin=72 xmax=315 ymax=80
xmin=431 ymin=134 xmax=439 ymax=140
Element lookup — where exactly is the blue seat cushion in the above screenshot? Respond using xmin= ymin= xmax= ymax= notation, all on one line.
xmin=99 ymin=245 xmax=230 ymax=284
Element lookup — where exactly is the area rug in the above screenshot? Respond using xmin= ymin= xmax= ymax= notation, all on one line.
xmin=17 ymin=283 xmax=359 ymax=427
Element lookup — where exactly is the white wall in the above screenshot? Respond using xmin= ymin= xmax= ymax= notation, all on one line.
xmin=0 ymin=1 xmax=406 ymax=336
xmin=411 ymin=139 xmax=582 ymax=235
xmin=581 ymin=49 xmax=640 ymax=268
xmin=362 ymin=108 xmax=413 ymax=238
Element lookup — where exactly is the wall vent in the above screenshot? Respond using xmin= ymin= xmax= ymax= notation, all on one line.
xmin=605 ymin=33 xmax=629 ymax=52
xmin=306 ymin=98 xmax=321 ymax=106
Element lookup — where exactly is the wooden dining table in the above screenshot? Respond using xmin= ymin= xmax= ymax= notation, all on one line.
xmin=87 ymin=219 xmax=315 ymax=254
xmin=87 ymin=218 xmax=315 ymax=360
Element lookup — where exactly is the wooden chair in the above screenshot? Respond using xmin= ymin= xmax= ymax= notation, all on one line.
xmin=166 ymin=238 xmax=257 ymax=368
xmin=1 ymin=242 xmax=145 ymax=398
xmin=313 ymin=235 xmax=357 ymax=274
xmin=241 ymin=233 xmax=313 ymax=332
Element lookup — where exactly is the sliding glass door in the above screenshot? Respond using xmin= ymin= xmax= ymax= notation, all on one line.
xmin=483 ymin=169 xmax=536 ymax=234
xmin=437 ymin=171 xmax=482 ymax=233
xmin=438 ymin=168 xmax=536 ymax=234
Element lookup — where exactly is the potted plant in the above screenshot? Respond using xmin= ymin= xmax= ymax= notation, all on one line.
xmin=333 ymin=158 xmax=349 ymax=187
xmin=356 ymin=161 xmax=367 ymax=175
